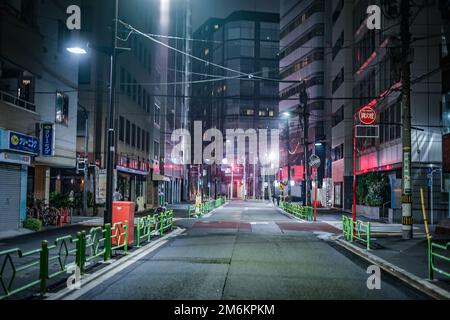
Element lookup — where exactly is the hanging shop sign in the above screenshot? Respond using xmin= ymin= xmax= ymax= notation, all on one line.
xmin=7 ymin=130 xmax=39 ymax=155
xmin=41 ymin=123 xmax=55 ymax=156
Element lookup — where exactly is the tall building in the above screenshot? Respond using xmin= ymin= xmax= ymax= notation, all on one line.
xmin=0 ymin=0 xmax=80 ymax=230
xmin=191 ymin=11 xmax=280 ymax=199
xmin=278 ymin=0 xmax=330 ymax=204
xmin=76 ymin=0 xmax=169 ymax=211
xmin=329 ymin=0 xmax=446 ymax=222
xmin=164 ymin=0 xmax=191 ymax=204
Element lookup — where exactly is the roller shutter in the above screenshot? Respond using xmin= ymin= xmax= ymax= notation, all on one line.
xmin=0 ymin=164 xmax=21 ymax=231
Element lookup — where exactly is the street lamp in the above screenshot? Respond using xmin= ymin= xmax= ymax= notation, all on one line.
xmin=67 ymin=0 xmax=121 ymax=225
xmin=67 ymin=47 xmax=87 ymax=55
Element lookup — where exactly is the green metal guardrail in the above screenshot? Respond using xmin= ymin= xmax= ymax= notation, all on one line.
xmin=279 ymin=201 xmax=313 ymax=221
xmin=189 ymin=196 xmax=226 ymax=218
xmin=429 ymin=240 xmax=450 ymax=280
xmin=342 ymin=216 xmax=371 ymax=250
xmin=0 ymin=219 xmax=131 ymax=300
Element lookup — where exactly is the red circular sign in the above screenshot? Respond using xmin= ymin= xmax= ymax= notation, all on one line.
xmin=359 ymin=107 xmax=377 ymax=125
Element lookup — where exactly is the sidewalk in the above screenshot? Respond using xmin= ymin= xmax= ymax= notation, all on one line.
xmin=280 ymin=206 xmax=450 ymax=297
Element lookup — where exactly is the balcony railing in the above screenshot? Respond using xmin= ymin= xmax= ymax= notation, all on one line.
xmin=0 ymin=90 xmax=36 ymax=112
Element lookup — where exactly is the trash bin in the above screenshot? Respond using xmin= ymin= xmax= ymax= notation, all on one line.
xmin=112 ymin=201 xmax=135 ymax=246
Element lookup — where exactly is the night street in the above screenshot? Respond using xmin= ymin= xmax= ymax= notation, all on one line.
xmin=58 ymin=200 xmax=424 ymax=300
xmin=1 ymin=0 xmax=450 ymax=310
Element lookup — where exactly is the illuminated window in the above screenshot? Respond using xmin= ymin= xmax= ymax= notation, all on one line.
xmin=55 ymin=92 xmax=69 ymax=126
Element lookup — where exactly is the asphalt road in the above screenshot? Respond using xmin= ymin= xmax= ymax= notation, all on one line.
xmin=71 ymin=200 xmax=424 ymax=300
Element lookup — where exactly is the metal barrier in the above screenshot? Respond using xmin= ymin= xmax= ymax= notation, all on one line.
xmin=0 ymin=220 xmax=130 ymax=300
xmin=280 ymin=201 xmax=313 ymax=221
xmin=189 ymin=196 xmax=226 ymax=218
xmin=342 ymin=216 xmax=371 ymax=250
xmin=429 ymin=240 xmax=450 ymax=280
xmin=135 ymin=215 xmax=157 ymax=247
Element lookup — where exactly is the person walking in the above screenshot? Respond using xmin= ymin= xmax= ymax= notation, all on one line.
xmin=113 ymin=188 xmax=123 ymax=201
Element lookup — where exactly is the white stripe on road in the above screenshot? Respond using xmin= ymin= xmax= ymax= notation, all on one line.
xmin=47 ymin=227 xmax=185 ymax=300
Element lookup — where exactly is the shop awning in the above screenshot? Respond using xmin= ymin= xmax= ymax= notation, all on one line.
xmin=152 ymin=173 xmax=170 ymax=182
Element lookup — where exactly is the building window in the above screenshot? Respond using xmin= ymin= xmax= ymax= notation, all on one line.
xmin=137 ymin=126 xmax=141 ymax=150
xmin=154 ymin=141 xmax=160 ymax=160
xmin=126 ymin=120 xmax=131 ymax=145
xmin=131 ymin=123 xmax=136 ymax=147
xmin=332 ymin=68 xmax=345 ymax=94
xmin=119 ymin=116 xmax=125 ymax=142
xmin=332 ymin=144 xmax=344 ymax=161
xmin=332 ymin=31 xmax=344 ymax=61
xmin=332 ymin=106 xmax=344 ymax=127
xmin=142 ymin=130 xmax=146 ymax=151
xmin=55 ymin=92 xmax=69 ymax=126
xmin=146 ymin=132 xmax=150 ymax=153
xmin=280 ymin=1 xmax=324 ymax=39
xmin=154 ymin=104 xmax=160 ymax=125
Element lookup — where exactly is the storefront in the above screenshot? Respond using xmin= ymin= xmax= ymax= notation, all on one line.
xmin=0 ymin=129 xmax=38 ymax=231
xmin=116 ymin=155 xmax=150 ymax=203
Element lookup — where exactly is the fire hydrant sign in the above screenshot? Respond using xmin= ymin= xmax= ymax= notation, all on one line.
xmin=359 ymin=106 xmax=377 ymax=125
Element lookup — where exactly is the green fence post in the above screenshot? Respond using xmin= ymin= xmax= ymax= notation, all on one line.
xmin=366 ymin=223 xmax=371 ymax=250
xmin=104 ymin=224 xmax=111 ymax=262
xmin=160 ymin=212 xmax=164 ymax=235
xmin=350 ymin=220 xmax=354 ymax=242
xmin=428 ymin=239 xmax=434 ymax=280
xmin=136 ymin=218 xmax=141 ymax=248
xmin=39 ymin=241 xmax=49 ymax=297
xmin=76 ymin=232 xmax=82 ymax=267
xmin=170 ymin=210 xmax=173 ymax=230
xmin=147 ymin=216 xmax=152 ymax=242
xmin=80 ymin=231 xmax=86 ymax=272
xmin=124 ymin=221 xmax=128 ymax=255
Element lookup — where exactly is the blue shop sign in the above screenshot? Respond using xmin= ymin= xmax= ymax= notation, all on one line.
xmin=8 ymin=131 xmax=39 ymax=155
xmin=42 ymin=124 xmax=54 ymax=156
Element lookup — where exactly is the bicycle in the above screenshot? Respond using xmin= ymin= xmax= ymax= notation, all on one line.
xmin=42 ymin=207 xmax=60 ymax=226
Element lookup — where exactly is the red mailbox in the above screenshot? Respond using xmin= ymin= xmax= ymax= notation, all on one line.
xmin=112 ymin=201 xmax=135 ymax=246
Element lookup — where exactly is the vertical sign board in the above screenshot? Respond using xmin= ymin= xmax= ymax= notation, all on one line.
xmin=443 ymin=134 xmax=450 ymax=193
xmin=41 ymin=124 xmax=54 ymax=156
xmin=443 ymin=133 xmax=450 ymax=174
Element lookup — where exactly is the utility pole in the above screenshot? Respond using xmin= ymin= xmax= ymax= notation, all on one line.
xmin=286 ymin=118 xmax=291 ymax=201
xmin=401 ymin=0 xmax=413 ymax=239
xmin=105 ymin=0 xmax=119 ymax=225
xmin=299 ymin=81 xmax=309 ymax=206
xmin=83 ymin=109 xmax=89 ymax=215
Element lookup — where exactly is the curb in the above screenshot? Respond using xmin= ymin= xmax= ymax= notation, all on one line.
xmin=334 ymin=236 xmax=450 ymax=300
xmin=46 ymin=227 xmax=185 ymax=300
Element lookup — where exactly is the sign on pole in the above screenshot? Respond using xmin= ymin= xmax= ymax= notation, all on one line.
xmin=359 ymin=106 xmax=377 ymax=125
xmin=309 ymin=154 xmax=321 ymax=169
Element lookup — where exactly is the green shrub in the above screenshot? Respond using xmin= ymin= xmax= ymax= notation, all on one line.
xmin=356 ymin=172 xmax=389 ymax=207
xmin=23 ymin=218 xmax=42 ymax=231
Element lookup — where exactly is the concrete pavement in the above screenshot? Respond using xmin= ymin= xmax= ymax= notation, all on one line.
xmin=61 ymin=200 xmax=426 ymax=300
